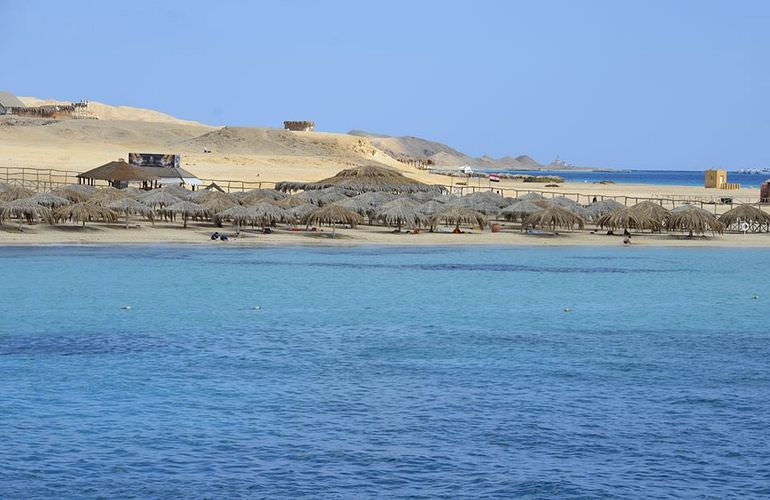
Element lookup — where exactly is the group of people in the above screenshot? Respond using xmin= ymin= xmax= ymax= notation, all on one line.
xmin=210 ymin=232 xmax=229 ymax=241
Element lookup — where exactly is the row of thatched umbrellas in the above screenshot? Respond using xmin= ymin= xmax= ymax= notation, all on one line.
xmin=2 ymin=179 xmax=770 ymax=236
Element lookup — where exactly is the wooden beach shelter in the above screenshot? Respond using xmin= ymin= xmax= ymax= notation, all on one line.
xmin=523 ymin=206 xmax=585 ymax=232
xmin=432 ymin=205 xmax=487 ymax=231
xmin=666 ymin=205 xmax=724 ymax=237
xmin=301 ymin=204 xmax=363 ymax=228
xmin=77 ymin=160 xmax=158 ymax=188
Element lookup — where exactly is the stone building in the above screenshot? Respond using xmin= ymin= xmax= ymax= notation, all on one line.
xmin=283 ymin=120 xmax=315 ymax=132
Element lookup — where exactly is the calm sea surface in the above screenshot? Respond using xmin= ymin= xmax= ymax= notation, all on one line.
xmin=488 ymin=169 xmax=770 ymax=188
xmin=1 ymin=245 xmax=769 ymax=498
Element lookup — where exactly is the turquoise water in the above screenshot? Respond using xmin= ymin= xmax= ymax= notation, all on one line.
xmin=1 ymin=245 xmax=769 ymax=498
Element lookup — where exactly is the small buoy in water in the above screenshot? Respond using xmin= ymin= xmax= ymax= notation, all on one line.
xmin=253 ymin=305 xmax=261 ymax=310
xmin=563 ymin=307 xmax=572 ymax=312
xmin=121 ymin=305 xmax=132 ymax=310
xmin=752 ymin=294 xmax=759 ymax=300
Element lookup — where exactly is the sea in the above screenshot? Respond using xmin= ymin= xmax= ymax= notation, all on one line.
xmin=1 ymin=245 xmax=769 ymax=499
xmin=487 ymin=169 xmax=770 ymax=188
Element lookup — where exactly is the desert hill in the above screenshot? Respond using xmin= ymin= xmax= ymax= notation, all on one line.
xmin=348 ymin=130 xmax=541 ymax=170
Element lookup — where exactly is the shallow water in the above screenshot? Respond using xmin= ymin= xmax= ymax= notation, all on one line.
xmin=1 ymin=245 xmax=769 ymax=498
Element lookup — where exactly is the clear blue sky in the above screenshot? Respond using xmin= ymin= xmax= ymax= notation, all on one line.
xmin=2 ymin=0 xmax=769 ymax=169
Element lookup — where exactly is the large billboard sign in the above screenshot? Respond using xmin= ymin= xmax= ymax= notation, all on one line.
xmin=128 ymin=153 xmax=181 ymax=169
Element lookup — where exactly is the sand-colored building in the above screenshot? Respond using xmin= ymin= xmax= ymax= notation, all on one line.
xmin=0 ymin=91 xmax=25 ymax=115
xmin=284 ymin=120 xmax=315 ymax=132
xmin=704 ymin=169 xmax=740 ymax=189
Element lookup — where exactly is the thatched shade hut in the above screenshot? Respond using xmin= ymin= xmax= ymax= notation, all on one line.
xmin=501 ymin=200 xmax=542 ymax=221
xmin=139 ymin=190 xmax=182 ymax=208
xmin=336 ymin=197 xmax=373 ymax=217
xmin=274 ymin=195 xmax=310 ymax=208
xmin=161 ymin=185 xmax=194 ymax=201
xmin=630 ymin=201 xmax=670 ymax=223
xmin=518 ymin=192 xmax=547 ymax=203
xmin=277 ymin=165 xmax=441 ymax=193
xmin=417 ymin=200 xmax=445 ymax=216
xmin=375 ymin=199 xmax=430 ymax=230
xmin=54 ymin=202 xmax=118 ymax=226
xmin=28 ymin=192 xmax=71 ymax=208
xmin=200 ymin=193 xmax=238 ymax=214
xmin=90 ymin=186 xmax=131 ymax=204
xmin=523 ymin=206 xmax=585 ymax=231
xmin=462 ymin=191 xmax=508 ymax=208
xmin=286 ymin=203 xmax=316 ymax=222
xmin=1 ymin=199 xmax=52 ymax=228
xmin=596 ymin=207 xmax=661 ymax=231
xmin=216 ymin=205 xmax=257 ymax=234
xmin=432 ymin=205 xmax=487 ymax=231
xmin=0 ymin=185 xmax=35 ymax=202
xmin=52 ymin=184 xmax=96 ymax=202
xmin=666 ymin=205 xmax=724 ymax=236
xmin=718 ymin=204 xmax=770 ymax=232
xmin=108 ymin=198 xmax=154 ymax=228
xmin=250 ymin=202 xmax=286 ymax=226
xmin=302 ymin=204 xmax=364 ymax=228
xmin=164 ymin=201 xmax=210 ymax=228
xmin=349 ymin=191 xmax=397 ymax=207
xmin=585 ymin=199 xmax=625 ymax=221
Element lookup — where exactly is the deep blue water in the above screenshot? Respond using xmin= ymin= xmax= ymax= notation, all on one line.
xmin=488 ymin=169 xmax=770 ymax=188
xmin=1 ymin=245 xmax=769 ymax=499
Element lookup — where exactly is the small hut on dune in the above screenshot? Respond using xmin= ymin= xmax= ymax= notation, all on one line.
xmin=302 ymin=204 xmax=364 ymax=228
xmin=523 ymin=206 xmax=585 ymax=232
xmin=718 ymin=204 xmax=770 ymax=232
xmin=276 ymin=165 xmax=441 ymax=194
xmin=666 ymin=205 xmax=723 ymax=236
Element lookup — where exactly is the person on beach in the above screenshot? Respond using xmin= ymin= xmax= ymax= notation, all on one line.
xmin=210 ymin=232 xmax=219 ymax=240
xmin=623 ymin=236 xmax=631 ymax=245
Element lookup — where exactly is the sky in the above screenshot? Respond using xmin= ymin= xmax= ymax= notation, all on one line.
xmin=1 ymin=0 xmax=769 ymax=170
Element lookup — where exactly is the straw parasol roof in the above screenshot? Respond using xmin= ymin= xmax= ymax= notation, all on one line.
xmin=666 ymin=205 xmax=724 ymax=236
xmin=523 ymin=206 xmax=585 ymax=231
xmin=349 ymin=191 xmax=398 ymax=207
xmin=432 ymin=205 xmax=487 ymax=230
xmin=718 ymin=204 xmax=770 ymax=232
xmin=1 ymin=199 xmax=52 ymax=226
xmin=501 ymin=200 xmax=543 ymax=221
xmin=200 ymin=193 xmax=238 ymax=213
xmin=0 ymin=185 xmax=35 ymax=202
xmin=301 ymin=204 xmax=364 ymax=227
xmin=52 ymin=184 xmax=96 ymax=202
xmin=139 ymin=190 xmax=182 ymax=208
xmin=375 ymin=199 xmax=431 ymax=229
xmin=584 ymin=199 xmax=625 ymax=220
xmin=518 ymin=192 xmax=547 ymax=202
xmin=630 ymin=201 xmax=670 ymax=223
xmin=216 ymin=205 xmax=257 ymax=233
xmin=336 ymin=196 xmax=373 ymax=216
xmin=277 ymin=165 xmax=441 ymax=193
xmin=27 ymin=192 xmax=71 ymax=208
xmin=108 ymin=198 xmax=154 ymax=228
xmin=462 ymin=191 xmax=508 ymax=207
xmin=161 ymin=185 xmax=193 ymax=201
xmin=286 ymin=203 xmax=316 ymax=222
xmin=596 ymin=207 xmax=661 ymax=231
xmin=417 ymin=200 xmax=445 ymax=216
xmin=250 ymin=202 xmax=286 ymax=225
xmin=53 ymin=202 xmax=117 ymax=226
xmin=164 ymin=201 xmax=210 ymax=228
xmin=454 ymin=197 xmax=502 ymax=216
xmin=90 ymin=186 xmax=131 ymax=204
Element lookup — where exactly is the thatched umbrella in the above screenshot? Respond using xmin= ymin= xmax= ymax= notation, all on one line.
xmin=719 ymin=204 xmax=770 ymax=232
xmin=165 ymin=201 xmax=210 ymax=228
xmin=630 ymin=201 xmax=670 ymax=224
xmin=584 ymin=199 xmax=625 ymax=220
xmin=54 ymin=202 xmax=118 ymax=226
xmin=431 ymin=193 xmax=458 ymax=204
xmin=28 ymin=192 xmax=71 ymax=208
xmin=302 ymin=204 xmax=364 ymax=228
xmin=375 ymin=199 xmax=430 ymax=230
xmin=523 ymin=206 xmax=585 ymax=232
xmin=275 ymin=195 xmax=310 ymax=208
xmin=162 ymin=185 xmax=193 ymax=201
xmin=432 ymin=205 xmax=487 ymax=231
xmin=0 ymin=182 xmax=11 ymax=192
xmin=250 ymin=202 xmax=286 ymax=226
xmin=336 ymin=197 xmax=374 ymax=219
xmin=518 ymin=192 xmax=547 ymax=202
xmin=277 ymin=165 xmax=441 ymax=193
xmin=666 ymin=205 xmax=724 ymax=236
xmin=201 ymin=194 xmax=238 ymax=214
xmin=108 ymin=198 xmax=155 ymax=228
xmin=286 ymin=203 xmax=316 ymax=222
xmin=90 ymin=186 xmax=131 ymax=204
xmin=0 ymin=185 xmax=35 ymax=202
xmin=462 ymin=191 xmax=508 ymax=208
xmin=52 ymin=184 xmax=96 ymax=202
xmin=1 ymin=199 xmax=52 ymax=229
xmin=139 ymin=190 xmax=182 ymax=209
xmin=455 ymin=198 xmax=502 ymax=217
xmin=596 ymin=207 xmax=661 ymax=231
xmin=349 ymin=191 xmax=397 ymax=208
xmin=216 ymin=205 xmax=257 ymax=234
xmin=417 ymin=200 xmax=445 ymax=216
xmin=501 ymin=200 xmax=542 ymax=221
